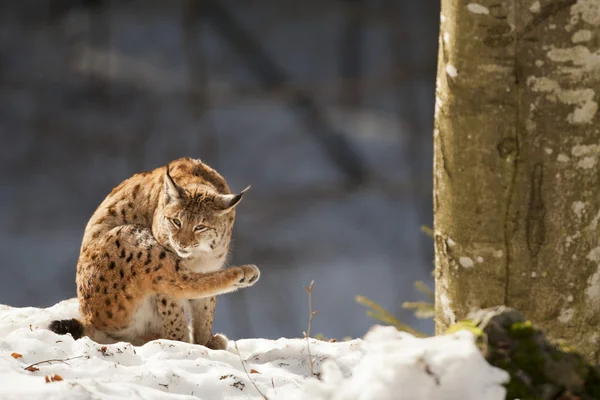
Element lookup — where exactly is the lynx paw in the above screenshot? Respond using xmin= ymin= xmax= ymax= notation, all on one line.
xmin=206 ymin=333 xmax=229 ymax=350
xmin=231 ymin=264 xmax=260 ymax=288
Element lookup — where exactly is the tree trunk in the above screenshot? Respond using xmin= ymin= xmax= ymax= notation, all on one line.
xmin=434 ymin=0 xmax=600 ymax=362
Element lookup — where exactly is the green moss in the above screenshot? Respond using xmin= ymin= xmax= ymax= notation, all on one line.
xmin=556 ymin=341 xmax=576 ymax=354
xmin=513 ymin=344 xmax=545 ymax=382
xmin=508 ymin=320 xmax=534 ymax=338
xmin=507 ymin=325 xmax=545 ymax=385
xmin=549 ymin=351 xmax=560 ymax=362
xmin=572 ymin=354 xmax=590 ymax=379
xmin=491 ymin=356 xmax=534 ymax=399
xmin=445 ymin=320 xmax=484 ymax=337
xmin=504 ymin=379 xmax=531 ymax=398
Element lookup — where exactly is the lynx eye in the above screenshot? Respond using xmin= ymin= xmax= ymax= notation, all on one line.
xmin=169 ymin=218 xmax=182 ymax=228
xmin=194 ymin=224 xmax=208 ymax=233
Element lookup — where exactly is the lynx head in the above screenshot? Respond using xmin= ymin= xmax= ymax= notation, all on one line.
xmin=154 ymin=164 xmax=249 ymax=259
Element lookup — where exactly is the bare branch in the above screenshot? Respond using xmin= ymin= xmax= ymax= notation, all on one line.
xmin=233 ymin=341 xmax=268 ymax=400
xmin=24 ymin=355 xmax=87 ymax=371
xmin=303 ymin=280 xmax=317 ymax=377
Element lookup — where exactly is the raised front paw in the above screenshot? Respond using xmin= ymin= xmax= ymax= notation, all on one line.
xmin=230 ymin=264 xmax=261 ymax=288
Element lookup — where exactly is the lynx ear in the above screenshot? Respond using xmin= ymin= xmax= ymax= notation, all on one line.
xmin=164 ymin=164 xmax=186 ymax=204
xmin=213 ymin=185 xmax=250 ymax=213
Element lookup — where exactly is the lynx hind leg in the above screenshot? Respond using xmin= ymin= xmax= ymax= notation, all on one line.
xmin=156 ymin=294 xmax=190 ymax=343
xmin=189 ymin=297 xmax=228 ymax=350
xmin=190 ymin=297 xmax=216 ymax=346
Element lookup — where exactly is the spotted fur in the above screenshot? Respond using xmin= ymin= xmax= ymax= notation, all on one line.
xmin=49 ymin=157 xmax=260 ymax=348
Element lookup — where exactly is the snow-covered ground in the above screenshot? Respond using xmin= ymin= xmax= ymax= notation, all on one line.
xmin=0 ymin=300 xmax=509 ymax=400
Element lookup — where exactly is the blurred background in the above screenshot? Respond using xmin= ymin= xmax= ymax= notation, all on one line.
xmin=0 ymin=0 xmax=439 ymax=340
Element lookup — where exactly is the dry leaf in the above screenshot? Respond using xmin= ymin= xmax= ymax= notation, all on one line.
xmin=11 ymin=353 xmax=23 ymax=359
xmin=250 ymin=369 xmax=261 ymax=374
xmin=45 ymin=374 xmax=63 ymax=383
xmin=25 ymin=366 xmax=39 ymax=372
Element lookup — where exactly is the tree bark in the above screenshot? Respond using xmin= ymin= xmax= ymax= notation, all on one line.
xmin=434 ymin=0 xmax=600 ymax=362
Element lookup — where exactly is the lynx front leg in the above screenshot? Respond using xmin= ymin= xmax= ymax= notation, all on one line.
xmin=189 ymin=297 xmax=228 ymax=350
xmin=147 ymin=262 xmax=260 ymax=300
xmin=156 ymin=294 xmax=190 ymax=342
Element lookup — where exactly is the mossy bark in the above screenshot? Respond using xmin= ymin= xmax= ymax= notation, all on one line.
xmin=434 ymin=0 xmax=600 ymax=362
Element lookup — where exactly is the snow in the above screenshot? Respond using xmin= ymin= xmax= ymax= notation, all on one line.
xmin=445 ymin=64 xmax=458 ymax=78
xmin=466 ymin=3 xmax=490 ymax=15
xmin=438 ymin=294 xmax=456 ymax=326
xmin=458 ymin=257 xmax=474 ymax=268
xmin=308 ymin=326 xmax=508 ymax=400
xmin=443 ymin=32 xmax=450 ymax=44
xmin=0 ymin=300 xmax=509 ymax=400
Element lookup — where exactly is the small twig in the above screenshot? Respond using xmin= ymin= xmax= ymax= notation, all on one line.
xmin=303 ymin=280 xmax=318 ymax=377
xmin=233 ymin=341 xmax=268 ymax=400
xmin=271 ymin=377 xmax=276 ymax=396
xmin=24 ymin=355 xmax=86 ymax=371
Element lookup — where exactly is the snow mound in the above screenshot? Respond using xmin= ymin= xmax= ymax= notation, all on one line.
xmin=0 ymin=300 xmax=508 ymax=400
xmin=307 ymin=326 xmax=509 ymax=400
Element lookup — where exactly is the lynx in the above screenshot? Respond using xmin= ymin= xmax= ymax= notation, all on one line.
xmin=49 ymin=157 xmax=260 ymax=349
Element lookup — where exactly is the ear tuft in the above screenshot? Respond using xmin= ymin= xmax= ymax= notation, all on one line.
xmin=164 ymin=164 xmax=186 ymax=203
xmin=213 ymin=185 xmax=250 ymax=213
